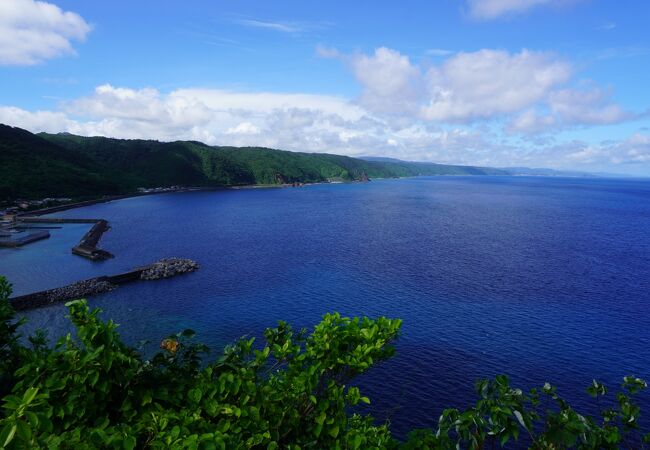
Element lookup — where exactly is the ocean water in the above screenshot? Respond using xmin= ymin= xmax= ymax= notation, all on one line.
xmin=1 ymin=176 xmax=650 ymax=437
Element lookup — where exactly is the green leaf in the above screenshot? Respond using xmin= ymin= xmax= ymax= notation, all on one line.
xmin=15 ymin=421 xmax=31 ymax=442
xmin=22 ymin=387 xmax=39 ymax=405
xmin=123 ymin=435 xmax=136 ymax=450
xmin=189 ymin=388 xmax=202 ymax=403
xmin=0 ymin=424 xmax=17 ymax=448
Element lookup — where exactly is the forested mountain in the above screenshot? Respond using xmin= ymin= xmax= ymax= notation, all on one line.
xmin=1 ymin=124 xmax=508 ymax=201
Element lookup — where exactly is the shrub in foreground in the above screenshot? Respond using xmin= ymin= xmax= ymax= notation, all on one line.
xmin=0 ymin=276 xmax=648 ymax=449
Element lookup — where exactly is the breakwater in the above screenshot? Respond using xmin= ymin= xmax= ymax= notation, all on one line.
xmin=71 ymin=219 xmax=113 ymax=260
xmin=0 ymin=230 xmax=50 ymax=247
xmin=10 ymin=258 xmax=199 ymax=311
xmin=21 ymin=217 xmax=112 ymax=260
xmin=21 ymin=217 xmax=99 ymax=224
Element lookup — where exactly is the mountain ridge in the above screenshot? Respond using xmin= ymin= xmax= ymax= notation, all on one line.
xmin=0 ymin=124 xmax=508 ymax=202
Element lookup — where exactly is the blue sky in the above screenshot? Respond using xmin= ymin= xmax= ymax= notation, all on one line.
xmin=1 ymin=0 xmax=649 ymax=174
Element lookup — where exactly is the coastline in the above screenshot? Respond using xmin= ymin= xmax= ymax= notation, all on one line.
xmin=16 ymin=186 xmax=222 ymax=217
xmin=16 ymin=179 xmax=370 ymax=216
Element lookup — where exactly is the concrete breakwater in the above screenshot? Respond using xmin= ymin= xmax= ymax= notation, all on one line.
xmin=10 ymin=258 xmax=200 ymax=311
xmin=0 ymin=230 xmax=51 ymax=247
xmin=71 ymin=219 xmax=113 ymax=260
xmin=21 ymin=217 xmax=112 ymax=260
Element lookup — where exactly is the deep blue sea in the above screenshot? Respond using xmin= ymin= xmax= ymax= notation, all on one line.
xmin=1 ymin=176 xmax=650 ymax=437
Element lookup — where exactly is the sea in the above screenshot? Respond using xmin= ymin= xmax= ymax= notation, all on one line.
xmin=1 ymin=176 xmax=649 ymax=438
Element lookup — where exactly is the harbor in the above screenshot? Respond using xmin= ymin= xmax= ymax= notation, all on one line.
xmin=1 ymin=212 xmax=113 ymax=260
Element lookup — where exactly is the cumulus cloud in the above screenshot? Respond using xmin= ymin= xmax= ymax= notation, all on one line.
xmin=465 ymin=0 xmax=577 ymax=20
xmin=329 ymin=46 xmax=639 ymax=134
xmin=507 ymin=86 xmax=637 ymax=134
xmin=548 ymin=88 xmax=632 ymax=124
xmin=609 ymin=134 xmax=650 ymax=164
xmin=226 ymin=122 xmax=261 ymax=135
xmin=66 ymin=84 xmax=213 ymax=129
xmin=0 ymin=106 xmax=75 ymax=132
xmin=558 ymin=134 xmax=650 ymax=168
xmin=341 ymin=47 xmax=572 ymax=122
xmin=0 ymin=83 xmax=492 ymax=163
xmin=1 ymin=84 xmax=382 ymax=152
xmin=507 ymin=109 xmax=557 ymax=134
xmin=349 ymin=47 xmax=424 ymax=115
xmin=173 ymin=88 xmax=365 ymax=120
xmin=422 ymin=49 xmax=571 ymax=121
xmin=0 ymin=0 xmax=91 ymax=65
xmin=3 ymin=82 xmax=648 ymax=174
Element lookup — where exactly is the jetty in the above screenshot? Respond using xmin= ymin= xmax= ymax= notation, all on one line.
xmin=12 ymin=216 xmax=114 ymax=260
xmin=0 ymin=230 xmax=50 ymax=247
xmin=71 ymin=219 xmax=113 ymax=260
xmin=9 ymin=258 xmax=199 ymax=311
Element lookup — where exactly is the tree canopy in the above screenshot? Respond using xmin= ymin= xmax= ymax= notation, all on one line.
xmin=0 ymin=276 xmax=647 ymax=449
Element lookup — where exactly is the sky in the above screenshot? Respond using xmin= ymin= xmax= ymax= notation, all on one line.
xmin=1 ymin=0 xmax=650 ymax=175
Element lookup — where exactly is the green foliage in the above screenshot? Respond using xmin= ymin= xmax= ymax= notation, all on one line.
xmin=0 ymin=123 xmax=507 ymax=202
xmin=0 ymin=275 xmax=647 ymax=448
xmin=0 ymin=278 xmax=25 ymax=398
xmin=0 ymin=125 xmax=122 ymax=202
xmin=403 ymin=376 xmax=650 ymax=449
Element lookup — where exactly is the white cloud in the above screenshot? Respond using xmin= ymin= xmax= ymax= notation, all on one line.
xmin=349 ymin=47 xmax=424 ymax=115
xmin=0 ymin=106 xmax=75 ymax=132
xmin=330 ymin=46 xmax=640 ymax=134
xmin=0 ymin=0 xmax=91 ymax=65
xmin=465 ymin=0 xmax=577 ymax=20
xmin=559 ymin=134 xmax=650 ymax=168
xmin=0 ymin=78 xmax=648 ymax=174
xmin=341 ymin=47 xmax=573 ymax=122
xmin=507 ymin=109 xmax=557 ymax=134
xmin=226 ymin=122 xmax=261 ymax=135
xmin=235 ymin=18 xmax=328 ymax=34
xmin=613 ymin=133 xmax=650 ymax=163
xmin=236 ymin=19 xmax=301 ymax=33
xmin=173 ymin=88 xmax=365 ymax=120
xmin=422 ymin=49 xmax=571 ymax=121
xmin=66 ymin=84 xmax=214 ymax=128
xmin=507 ymin=86 xmax=637 ymax=134
xmin=548 ymin=88 xmax=631 ymax=124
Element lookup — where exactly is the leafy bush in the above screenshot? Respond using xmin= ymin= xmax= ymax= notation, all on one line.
xmin=0 ymin=276 xmax=648 ymax=449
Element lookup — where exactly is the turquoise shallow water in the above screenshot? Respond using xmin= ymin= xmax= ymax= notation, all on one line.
xmin=1 ymin=176 xmax=649 ymax=436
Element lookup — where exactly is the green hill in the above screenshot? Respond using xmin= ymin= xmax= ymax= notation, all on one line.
xmin=0 ymin=126 xmax=121 ymax=201
xmin=0 ymin=123 xmax=508 ymax=202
